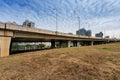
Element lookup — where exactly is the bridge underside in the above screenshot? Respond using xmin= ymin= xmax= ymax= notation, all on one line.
xmin=1 ymin=34 xmax=115 ymax=57
xmin=11 ymin=37 xmax=108 ymax=48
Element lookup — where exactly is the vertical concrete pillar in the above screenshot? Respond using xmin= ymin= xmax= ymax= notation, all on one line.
xmin=51 ymin=40 xmax=55 ymax=48
xmin=91 ymin=41 xmax=94 ymax=46
xmin=73 ymin=41 xmax=75 ymax=47
xmin=77 ymin=42 xmax=80 ymax=46
xmin=0 ymin=37 xmax=11 ymax=57
xmin=73 ymin=41 xmax=77 ymax=47
xmin=67 ymin=41 xmax=71 ymax=48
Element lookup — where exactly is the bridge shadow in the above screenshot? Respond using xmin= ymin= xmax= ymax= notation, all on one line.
xmin=10 ymin=48 xmax=52 ymax=55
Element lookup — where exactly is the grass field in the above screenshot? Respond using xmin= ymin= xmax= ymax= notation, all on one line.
xmin=0 ymin=43 xmax=120 ymax=80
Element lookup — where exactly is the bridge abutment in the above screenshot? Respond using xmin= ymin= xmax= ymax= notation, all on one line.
xmin=0 ymin=37 xmax=11 ymax=57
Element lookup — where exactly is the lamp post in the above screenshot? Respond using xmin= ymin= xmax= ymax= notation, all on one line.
xmin=77 ymin=16 xmax=80 ymax=30
xmin=77 ymin=16 xmax=81 ymax=37
xmin=53 ymin=9 xmax=58 ymax=35
xmin=101 ymin=22 xmax=107 ymax=38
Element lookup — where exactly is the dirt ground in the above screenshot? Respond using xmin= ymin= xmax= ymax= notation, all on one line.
xmin=0 ymin=43 xmax=120 ymax=80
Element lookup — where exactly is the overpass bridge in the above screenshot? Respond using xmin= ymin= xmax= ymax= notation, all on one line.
xmin=0 ymin=22 xmax=119 ymax=57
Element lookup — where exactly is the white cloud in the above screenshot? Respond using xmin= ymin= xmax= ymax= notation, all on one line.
xmin=0 ymin=0 xmax=120 ymax=38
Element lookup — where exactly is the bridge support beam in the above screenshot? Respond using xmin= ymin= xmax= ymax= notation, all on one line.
xmin=0 ymin=37 xmax=11 ymax=57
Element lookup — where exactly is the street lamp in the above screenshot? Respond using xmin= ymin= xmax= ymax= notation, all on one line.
xmin=101 ymin=22 xmax=107 ymax=38
xmin=77 ymin=16 xmax=80 ymax=30
xmin=53 ymin=9 xmax=58 ymax=35
xmin=77 ymin=16 xmax=81 ymax=37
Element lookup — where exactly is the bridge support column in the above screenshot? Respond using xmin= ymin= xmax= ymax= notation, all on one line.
xmin=91 ymin=41 xmax=94 ymax=46
xmin=67 ymin=41 xmax=71 ymax=48
xmin=77 ymin=42 xmax=80 ymax=46
xmin=51 ymin=40 xmax=55 ymax=48
xmin=0 ymin=37 xmax=11 ymax=57
xmin=59 ymin=41 xmax=71 ymax=48
xmin=73 ymin=41 xmax=78 ymax=47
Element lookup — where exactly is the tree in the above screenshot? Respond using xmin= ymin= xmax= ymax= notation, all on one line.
xmin=12 ymin=44 xmax=20 ymax=51
xmin=25 ymin=44 xmax=31 ymax=50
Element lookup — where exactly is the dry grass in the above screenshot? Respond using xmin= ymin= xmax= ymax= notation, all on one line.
xmin=0 ymin=43 xmax=120 ymax=80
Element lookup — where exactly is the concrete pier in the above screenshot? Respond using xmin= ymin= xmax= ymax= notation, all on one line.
xmin=51 ymin=40 xmax=55 ymax=48
xmin=73 ymin=41 xmax=78 ymax=47
xmin=59 ymin=40 xmax=71 ymax=48
xmin=91 ymin=41 xmax=94 ymax=46
xmin=0 ymin=37 xmax=11 ymax=57
xmin=67 ymin=41 xmax=71 ymax=48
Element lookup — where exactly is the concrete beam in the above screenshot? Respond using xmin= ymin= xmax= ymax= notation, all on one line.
xmin=0 ymin=37 xmax=11 ymax=57
xmin=0 ymin=30 xmax=13 ymax=37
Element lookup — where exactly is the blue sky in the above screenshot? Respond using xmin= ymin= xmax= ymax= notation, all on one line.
xmin=0 ymin=0 xmax=120 ymax=38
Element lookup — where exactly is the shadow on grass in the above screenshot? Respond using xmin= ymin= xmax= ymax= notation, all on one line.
xmin=10 ymin=48 xmax=52 ymax=55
